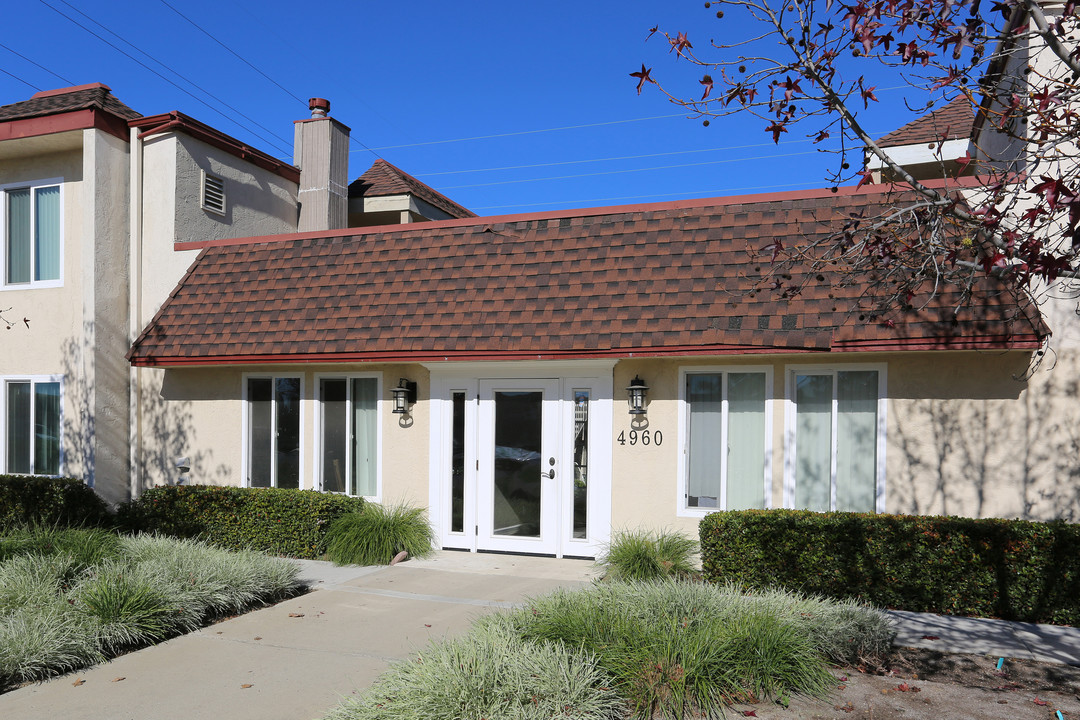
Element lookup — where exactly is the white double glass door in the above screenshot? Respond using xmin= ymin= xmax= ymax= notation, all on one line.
xmin=476 ymin=379 xmax=560 ymax=554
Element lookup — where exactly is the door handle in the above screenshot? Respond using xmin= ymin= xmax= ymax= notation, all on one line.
xmin=543 ymin=469 xmax=555 ymax=480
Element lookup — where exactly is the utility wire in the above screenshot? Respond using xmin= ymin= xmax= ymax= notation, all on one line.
xmin=0 ymin=68 xmax=41 ymax=92
xmin=157 ymin=0 xmax=381 ymax=159
xmin=0 ymin=42 xmax=73 ymax=85
xmin=438 ymin=150 xmax=820 ymax=190
xmin=470 ymin=181 xmax=819 ymax=211
xmin=358 ymin=113 xmax=691 ymax=152
xmin=40 ymin=0 xmax=293 ymax=157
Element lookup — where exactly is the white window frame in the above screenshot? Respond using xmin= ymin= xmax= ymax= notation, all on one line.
xmin=783 ymin=363 xmax=887 ymax=513
xmin=1 ymin=374 xmax=64 ymax=476
xmin=1 ymin=178 xmax=64 ymax=290
xmin=676 ymin=365 xmax=773 ymax=518
xmin=313 ymin=372 xmax=383 ymax=500
xmin=241 ymin=374 xmax=305 ymax=489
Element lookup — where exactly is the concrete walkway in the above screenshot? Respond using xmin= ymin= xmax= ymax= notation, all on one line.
xmin=0 ymin=552 xmax=598 ymax=720
xmin=1 ymin=552 xmax=1078 ymax=720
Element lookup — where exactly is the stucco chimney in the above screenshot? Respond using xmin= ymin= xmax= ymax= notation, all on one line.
xmin=294 ymin=98 xmax=350 ymax=231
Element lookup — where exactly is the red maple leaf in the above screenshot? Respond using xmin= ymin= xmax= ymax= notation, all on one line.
xmin=700 ymin=74 xmax=713 ymax=100
xmin=669 ymin=31 xmax=693 ymax=59
xmin=855 ymin=168 xmax=875 ymax=188
xmin=630 ymin=64 xmax=655 ymax=95
xmin=765 ymin=121 xmax=788 ymax=143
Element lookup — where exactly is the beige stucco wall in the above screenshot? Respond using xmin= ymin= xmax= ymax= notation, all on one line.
xmin=0 ymin=130 xmax=133 ymax=504
xmin=135 ymin=364 xmax=431 ymax=509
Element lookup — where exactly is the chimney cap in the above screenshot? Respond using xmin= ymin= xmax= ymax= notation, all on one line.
xmin=309 ymin=98 xmax=330 ymax=118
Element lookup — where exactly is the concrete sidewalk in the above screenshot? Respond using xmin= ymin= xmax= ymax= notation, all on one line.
xmin=0 ymin=552 xmax=598 ymax=720
xmin=1 ymin=552 xmax=1078 ymax=720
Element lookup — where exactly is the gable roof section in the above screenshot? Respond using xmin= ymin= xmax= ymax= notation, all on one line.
xmin=0 ymin=83 xmax=142 ymax=123
xmin=877 ymin=95 xmax=975 ymax=147
xmin=128 ymin=186 xmax=1043 ymax=367
xmin=349 ymin=159 xmax=476 ymax=218
xmin=0 ymin=83 xmax=141 ymax=143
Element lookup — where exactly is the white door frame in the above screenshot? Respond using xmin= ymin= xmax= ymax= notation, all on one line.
xmin=426 ymin=361 xmax=614 ymax=558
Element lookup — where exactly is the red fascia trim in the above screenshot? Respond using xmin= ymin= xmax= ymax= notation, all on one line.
xmin=169 ymin=175 xmax=996 ymax=252
xmin=31 ymin=83 xmax=111 ymax=99
xmin=128 ymin=334 xmax=1037 ymax=368
xmin=131 ymin=112 xmax=300 ymax=184
xmin=0 ymin=108 xmax=128 ymax=144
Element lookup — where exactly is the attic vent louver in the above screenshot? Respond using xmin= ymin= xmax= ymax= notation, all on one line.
xmin=201 ymin=171 xmax=226 ymax=215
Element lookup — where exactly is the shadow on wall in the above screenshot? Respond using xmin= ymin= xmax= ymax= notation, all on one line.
xmin=890 ymin=350 xmax=1080 ymax=521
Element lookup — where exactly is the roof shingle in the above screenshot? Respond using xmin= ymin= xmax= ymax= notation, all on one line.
xmin=877 ymin=95 xmax=974 ymax=147
xmin=128 ymin=187 xmax=1043 ymax=366
xmin=0 ymin=83 xmax=141 ymax=123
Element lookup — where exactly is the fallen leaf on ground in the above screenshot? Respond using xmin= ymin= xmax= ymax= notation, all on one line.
xmin=241 ymin=683 xmax=253 ymax=689
xmin=72 ymin=679 xmax=85 ymax=687
xmin=896 ymin=683 xmax=920 ymax=693
xmin=287 ymin=613 xmax=305 ymax=618
xmin=740 ymin=711 xmax=757 ymax=717
xmin=1034 ymin=698 xmax=1050 ymax=706
xmin=254 ymin=636 xmax=262 ymax=640
xmin=111 ymin=677 xmax=125 ymax=683
xmin=424 ymin=624 xmax=432 ymax=627
xmin=921 ymin=635 xmax=940 ymax=640
xmin=835 ymin=701 xmax=855 ymax=713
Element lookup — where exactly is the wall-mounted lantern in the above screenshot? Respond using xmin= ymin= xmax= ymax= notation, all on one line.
xmin=626 ymin=375 xmax=649 ymax=415
xmin=391 ymin=378 xmax=418 ymax=414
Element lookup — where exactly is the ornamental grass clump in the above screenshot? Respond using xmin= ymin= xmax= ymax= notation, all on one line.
xmin=324 ymin=503 xmax=435 ymax=566
xmin=324 ymin=622 xmax=622 ymax=720
xmin=0 ymin=527 xmax=302 ymax=690
xmin=597 ymin=529 xmax=699 ymax=581
xmin=485 ymin=580 xmax=891 ymax=719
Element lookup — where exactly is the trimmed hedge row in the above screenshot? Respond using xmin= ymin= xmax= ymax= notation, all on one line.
xmin=117 ymin=485 xmax=364 ymax=559
xmin=0 ymin=475 xmax=111 ymax=527
xmin=700 ymin=510 xmax=1080 ymax=626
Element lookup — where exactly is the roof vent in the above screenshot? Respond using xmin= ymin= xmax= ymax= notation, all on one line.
xmin=309 ymin=97 xmax=330 ymax=118
xmin=201 ymin=171 xmax=226 ymax=216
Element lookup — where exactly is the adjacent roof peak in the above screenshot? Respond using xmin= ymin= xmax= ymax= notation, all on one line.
xmin=877 ymin=95 xmax=974 ymax=147
xmin=0 ymin=82 xmax=141 ymax=124
xmin=350 ymin=158 xmax=476 ymax=219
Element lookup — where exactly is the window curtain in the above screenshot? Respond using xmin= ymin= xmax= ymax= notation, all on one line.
xmin=6 ymin=382 xmax=31 ymax=473
xmin=726 ymin=373 xmax=766 ymax=510
xmin=7 ymin=189 xmax=31 ymax=284
xmin=34 ymin=186 xmax=60 ymax=282
xmin=351 ymin=378 xmax=377 ymax=497
xmin=794 ymin=374 xmax=832 ymax=511
xmin=835 ymin=371 xmax=878 ymax=511
xmin=34 ymin=382 xmax=60 ymax=475
xmin=687 ymin=374 xmax=723 ymax=506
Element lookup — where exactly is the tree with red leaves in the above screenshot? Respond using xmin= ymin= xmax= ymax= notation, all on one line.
xmin=634 ymin=0 xmax=1079 ymax=336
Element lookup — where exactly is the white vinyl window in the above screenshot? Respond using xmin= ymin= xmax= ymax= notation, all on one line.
xmin=3 ymin=180 xmax=62 ymax=289
xmin=3 ymin=376 xmax=62 ymax=476
xmin=244 ymin=376 xmax=302 ymax=489
xmin=316 ymin=375 xmax=381 ymax=498
xmin=679 ymin=368 xmax=771 ymax=515
xmin=785 ymin=366 xmax=886 ymax=513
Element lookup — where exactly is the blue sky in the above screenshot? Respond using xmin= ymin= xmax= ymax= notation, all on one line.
xmin=2 ymin=1 xmax=935 ymax=216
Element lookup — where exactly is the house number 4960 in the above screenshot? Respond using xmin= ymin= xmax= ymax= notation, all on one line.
xmin=617 ymin=430 xmax=662 ymax=446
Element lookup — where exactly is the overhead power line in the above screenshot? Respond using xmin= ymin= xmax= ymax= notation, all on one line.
xmin=438 ymin=150 xmax=821 ymax=190
xmin=39 ymin=0 xmax=293 ymax=157
xmin=0 ymin=67 xmax=41 ymax=92
xmin=0 ymin=42 xmax=74 ymax=86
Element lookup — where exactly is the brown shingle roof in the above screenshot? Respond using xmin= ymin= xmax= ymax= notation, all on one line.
xmin=0 ymin=83 xmax=141 ymax=123
xmin=349 ymin=159 xmax=475 ymax=219
xmin=128 ymin=187 xmax=1043 ymax=366
xmin=877 ymin=95 xmax=974 ymax=147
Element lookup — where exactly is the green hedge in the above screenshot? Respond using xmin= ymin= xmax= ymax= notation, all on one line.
xmin=700 ymin=510 xmax=1080 ymax=625
xmin=0 ymin=475 xmax=110 ymax=527
xmin=117 ymin=485 xmax=364 ymax=559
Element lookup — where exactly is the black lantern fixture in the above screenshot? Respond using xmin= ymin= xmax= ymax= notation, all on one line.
xmin=626 ymin=375 xmax=649 ymax=415
xmin=391 ymin=378 xmax=418 ymax=414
